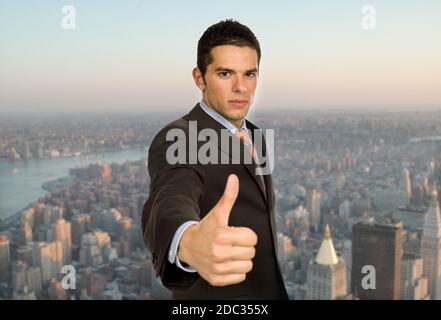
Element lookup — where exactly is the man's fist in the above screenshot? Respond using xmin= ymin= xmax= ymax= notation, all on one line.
xmin=178 ymin=174 xmax=258 ymax=286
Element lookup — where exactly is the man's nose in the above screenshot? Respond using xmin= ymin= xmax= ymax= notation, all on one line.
xmin=232 ymin=75 xmax=247 ymax=93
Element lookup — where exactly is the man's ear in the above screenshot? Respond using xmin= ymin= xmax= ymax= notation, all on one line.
xmin=192 ymin=67 xmax=205 ymax=91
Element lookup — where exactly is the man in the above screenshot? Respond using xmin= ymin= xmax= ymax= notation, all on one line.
xmin=142 ymin=19 xmax=288 ymax=299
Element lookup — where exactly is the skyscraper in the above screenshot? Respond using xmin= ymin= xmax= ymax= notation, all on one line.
xmin=400 ymin=253 xmax=429 ymax=300
xmin=17 ymin=245 xmax=34 ymax=267
xmin=338 ymin=200 xmax=351 ymax=219
xmin=0 ymin=234 xmax=10 ymax=282
xmin=399 ymin=167 xmax=412 ymax=207
xmin=33 ymin=203 xmax=46 ymax=227
xmin=342 ymin=239 xmax=352 ymax=289
xmin=306 ymin=225 xmax=347 ymax=300
xmin=47 ymin=219 xmax=72 ymax=265
xmin=102 ymin=161 xmax=112 ymax=179
xmin=79 ymin=231 xmax=111 ymax=267
xmin=352 ymin=220 xmax=403 ymax=299
xmin=307 ymin=188 xmax=321 ymax=230
xmin=11 ymin=260 xmax=27 ymax=291
xmin=26 ymin=266 xmax=43 ymax=296
xmin=20 ymin=208 xmax=35 ymax=229
xmin=33 ymin=241 xmax=64 ymax=282
xmin=118 ymin=217 xmax=133 ymax=255
xmin=19 ymin=224 xmax=33 ymax=246
xmin=421 ymin=184 xmax=441 ymax=299
xmin=71 ymin=214 xmax=90 ymax=247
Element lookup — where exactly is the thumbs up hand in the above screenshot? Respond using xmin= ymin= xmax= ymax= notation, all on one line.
xmin=178 ymin=174 xmax=258 ymax=286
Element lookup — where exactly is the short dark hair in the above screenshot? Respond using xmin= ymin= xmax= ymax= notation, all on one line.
xmin=197 ymin=19 xmax=261 ymax=78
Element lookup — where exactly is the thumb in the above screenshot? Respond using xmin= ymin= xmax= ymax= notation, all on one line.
xmin=213 ymin=174 xmax=239 ymax=227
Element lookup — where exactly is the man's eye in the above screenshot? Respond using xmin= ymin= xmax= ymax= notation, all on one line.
xmin=218 ymin=72 xmax=230 ymax=77
xmin=247 ymin=72 xmax=257 ymax=78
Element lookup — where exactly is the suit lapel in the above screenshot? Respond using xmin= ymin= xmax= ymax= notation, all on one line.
xmin=186 ymin=103 xmax=271 ymax=208
xmin=245 ymin=122 xmax=270 ymax=205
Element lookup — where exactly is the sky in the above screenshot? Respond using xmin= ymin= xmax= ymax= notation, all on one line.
xmin=0 ymin=0 xmax=440 ymax=113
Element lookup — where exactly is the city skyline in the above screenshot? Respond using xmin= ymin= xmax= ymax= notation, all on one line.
xmin=1 ymin=109 xmax=441 ymax=299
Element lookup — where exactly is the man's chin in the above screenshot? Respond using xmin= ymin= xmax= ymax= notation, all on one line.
xmin=229 ymin=106 xmax=249 ymax=117
xmin=227 ymin=111 xmax=248 ymax=122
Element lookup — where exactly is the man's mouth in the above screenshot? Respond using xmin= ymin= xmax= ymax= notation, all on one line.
xmin=228 ymin=99 xmax=248 ymax=107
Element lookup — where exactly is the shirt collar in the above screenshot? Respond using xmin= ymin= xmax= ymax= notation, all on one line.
xmin=199 ymin=99 xmax=247 ymax=134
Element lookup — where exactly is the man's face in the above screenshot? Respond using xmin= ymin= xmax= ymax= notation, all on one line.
xmin=194 ymin=45 xmax=259 ymax=128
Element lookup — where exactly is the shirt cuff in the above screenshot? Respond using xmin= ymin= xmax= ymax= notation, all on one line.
xmin=168 ymin=220 xmax=199 ymax=273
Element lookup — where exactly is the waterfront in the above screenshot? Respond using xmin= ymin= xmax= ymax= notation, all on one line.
xmin=0 ymin=148 xmax=147 ymax=216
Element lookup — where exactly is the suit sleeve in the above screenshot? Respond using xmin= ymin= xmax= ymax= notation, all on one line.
xmin=141 ymin=125 xmax=204 ymax=291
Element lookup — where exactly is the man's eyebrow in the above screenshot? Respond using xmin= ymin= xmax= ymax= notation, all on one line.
xmin=214 ymin=67 xmax=259 ymax=73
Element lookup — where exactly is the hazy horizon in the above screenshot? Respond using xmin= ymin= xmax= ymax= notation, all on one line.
xmin=1 ymin=0 xmax=440 ymax=113
xmin=1 ymin=104 xmax=440 ymax=118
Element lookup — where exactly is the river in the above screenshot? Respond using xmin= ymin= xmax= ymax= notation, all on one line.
xmin=0 ymin=148 xmax=147 ymax=217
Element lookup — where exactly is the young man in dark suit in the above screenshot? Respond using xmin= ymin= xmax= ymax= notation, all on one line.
xmin=142 ymin=19 xmax=288 ymax=299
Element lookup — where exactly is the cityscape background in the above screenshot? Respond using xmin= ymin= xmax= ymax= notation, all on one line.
xmin=1 ymin=1 xmax=441 ymax=300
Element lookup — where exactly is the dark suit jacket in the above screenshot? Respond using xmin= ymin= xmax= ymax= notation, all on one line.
xmin=142 ymin=103 xmax=288 ymax=299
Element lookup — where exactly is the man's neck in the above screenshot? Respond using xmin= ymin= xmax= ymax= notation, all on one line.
xmin=201 ymin=98 xmax=244 ymax=129
xmin=229 ymin=119 xmax=244 ymax=129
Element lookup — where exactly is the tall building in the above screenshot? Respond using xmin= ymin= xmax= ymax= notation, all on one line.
xmin=33 ymin=203 xmax=46 ymax=227
xmin=33 ymin=241 xmax=64 ymax=282
xmin=102 ymin=162 xmax=112 ymax=179
xmin=26 ymin=266 xmax=43 ymax=296
xmin=19 ymin=224 xmax=33 ymax=246
xmin=17 ymin=245 xmax=34 ymax=267
xmin=307 ymin=188 xmax=321 ymax=230
xmin=47 ymin=218 xmax=72 ymax=265
xmin=338 ymin=199 xmax=351 ymax=219
xmin=306 ymin=225 xmax=347 ymax=300
xmin=71 ymin=214 xmax=90 ymax=247
xmin=342 ymin=239 xmax=352 ymax=289
xmin=352 ymin=221 xmax=403 ymax=299
xmin=399 ymin=167 xmax=412 ymax=207
xmin=79 ymin=231 xmax=111 ymax=267
xmin=421 ymin=184 xmax=441 ymax=299
xmin=11 ymin=260 xmax=42 ymax=295
xmin=34 ymin=205 xmax=64 ymax=227
xmin=411 ymin=183 xmax=424 ymax=207
xmin=20 ymin=208 xmax=35 ymax=228
xmin=400 ymin=253 xmax=429 ymax=300
xmin=11 ymin=260 xmax=27 ymax=291
xmin=0 ymin=234 xmax=10 ymax=282
xmin=10 ymin=259 xmax=42 ymax=296
xmin=118 ymin=217 xmax=133 ymax=255
xmin=278 ymin=234 xmax=295 ymax=263
xmin=422 ymin=175 xmax=430 ymax=201
xmin=50 ymin=206 xmax=64 ymax=223
xmin=81 ymin=267 xmax=107 ymax=299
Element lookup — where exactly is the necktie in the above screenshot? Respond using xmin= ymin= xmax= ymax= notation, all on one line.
xmin=234 ymin=129 xmax=255 ymax=159
xmin=234 ymin=129 xmax=266 ymax=196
